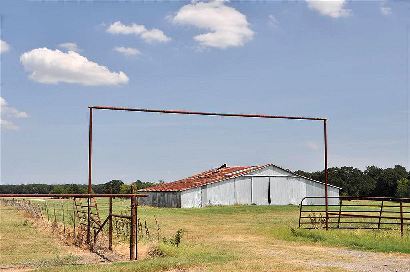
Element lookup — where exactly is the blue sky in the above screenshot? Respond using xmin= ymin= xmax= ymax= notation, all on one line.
xmin=0 ymin=0 xmax=409 ymax=185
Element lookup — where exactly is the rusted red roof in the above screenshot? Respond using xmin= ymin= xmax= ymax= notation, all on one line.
xmin=141 ymin=164 xmax=271 ymax=192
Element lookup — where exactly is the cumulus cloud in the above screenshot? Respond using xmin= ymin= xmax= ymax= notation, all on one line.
xmin=114 ymin=46 xmax=141 ymax=56
xmin=59 ymin=42 xmax=81 ymax=52
xmin=20 ymin=48 xmax=129 ymax=86
xmin=0 ymin=97 xmax=29 ymax=130
xmin=172 ymin=1 xmax=254 ymax=49
xmin=306 ymin=0 xmax=350 ymax=18
xmin=107 ymin=21 xmax=171 ymax=43
xmin=1 ymin=40 xmax=10 ymax=54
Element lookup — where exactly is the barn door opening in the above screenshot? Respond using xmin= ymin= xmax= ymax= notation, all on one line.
xmin=268 ymin=180 xmax=272 ymax=205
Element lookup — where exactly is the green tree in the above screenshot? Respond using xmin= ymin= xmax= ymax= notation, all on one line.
xmin=396 ymin=178 xmax=410 ymax=198
xmin=119 ymin=184 xmax=131 ymax=194
xmin=103 ymin=180 xmax=124 ymax=194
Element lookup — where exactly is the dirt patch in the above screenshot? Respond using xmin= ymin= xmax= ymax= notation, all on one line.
xmin=263 ymin=243 xmax=410 ymax=272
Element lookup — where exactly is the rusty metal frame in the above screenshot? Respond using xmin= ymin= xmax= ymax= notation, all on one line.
xmin=87 ymin=106 xmax=329 ymax=229
xmin=299 ymin=196 xmax=410 ymax=236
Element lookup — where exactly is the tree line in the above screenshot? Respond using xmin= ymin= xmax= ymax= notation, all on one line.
xmin=295 ymin=165 xmax=409 ymax=197
xmin=1 ymin=165 xmax=409 ymax=198
xmin=0 ymin=180 xmax=155 ymax=195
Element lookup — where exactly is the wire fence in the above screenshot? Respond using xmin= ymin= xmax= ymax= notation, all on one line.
xmin=0 ymin=196 xmax=150 ymax=260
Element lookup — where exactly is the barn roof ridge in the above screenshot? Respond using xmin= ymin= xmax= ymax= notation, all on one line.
xmin=140 ymin=163 xmax=273 ymax=192
xmin=140 ymin=163 xmax=341 ymax=192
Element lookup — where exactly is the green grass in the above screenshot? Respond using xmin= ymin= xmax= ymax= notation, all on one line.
xmin=1 ymin=199 xmax=409 ymax=272
xmin=0 ymin=205 xmax=79 ymax=267
xmin=42 ymin=243 xmax=235 ymax=272
xmin=27 ymin=199 xmax=410 ymax=254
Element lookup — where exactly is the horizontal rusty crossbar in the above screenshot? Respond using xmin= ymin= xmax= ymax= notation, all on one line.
xmin=89 ymin=106 xmax=327 ymax=121
xmin=299 ymin=196 xmax=409 ymax=236
xmin=0 ymin=194 xmax=147 ymax=198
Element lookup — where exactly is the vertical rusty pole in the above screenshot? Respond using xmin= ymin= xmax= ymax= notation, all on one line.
xmin=298 ymin=199 xmax=303 ymax=228
xmin=324 ymin=119 xmax=329 ymax=230
xmin=135 ymin=196 xmax=138 ymax=260
xmin=130 ymin=196 xmax=137 ymax=260
xmin=88 ymin=107 xmax=93 ymax=193
xmin=108 ymin=196 xmax=113 ymax=250
xmin=87 ymin=108 xmax=93 ymax=246
xmin=400 ymin=201 xmax=404 ymax=237
xmin=87 ymin=197 xmax=91 ymax=246
xmin=378 ymin=200 xmax=384 ymax=229
xmin=73 ymin=198 xmax=76 ymax=243
xmin=337 ymin=199 xmax=342 ymax=229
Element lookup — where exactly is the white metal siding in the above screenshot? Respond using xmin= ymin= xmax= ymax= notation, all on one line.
xmin=152 ymin=165 xmax=340 ymax=208
xmin=252 ymin=177 xmax=270 ymax=205
xmin=205 ymin=179 xmax=236 ymax=206
xmin=249 ymin=166 xmax=289 ymax=176
xmin=269 ymin=177 xmax=288 ymax=205
xmin=305 ymin=180 xmax=339 ymax=205
xmin=181 ymin=188 xmax=201 ymax=208
xmin=234 ymin=177 xmax=252 ymax=204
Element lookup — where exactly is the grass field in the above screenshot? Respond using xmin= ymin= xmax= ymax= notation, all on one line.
xmin=0 ymin=206 xmax=82 ymax=268
xmin=1 ymin=200 xmax=409 ymax=272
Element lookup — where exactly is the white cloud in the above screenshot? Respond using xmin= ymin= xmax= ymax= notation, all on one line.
xmin=114 ymin=46 xmax=141 ymax=56
xmin=1 ymin=40 xmax=10 ymax=54
xmin=306 ymin=141 xmax=320 ymax=151
xmin=20 ymin=48 xmax=129 ymax=86
xmin=306 ymin=0 xmax=350 ymax=18
xmin=107 ymin=21 xmax=171 ymax=43
xmin=59 ymin=42 xmax=81 ymax=52
xmin=0 ymin=97 xmax=29 ymax=130
xmin=380 ymin=1 xmax=392 ymax=16
xmin=172 ymin=1 xmax=254 ymax=49
xmin=268 ymin=14 xmax=279 ymax=28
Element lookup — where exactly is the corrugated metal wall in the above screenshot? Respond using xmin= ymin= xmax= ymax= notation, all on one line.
xmin=235 ymin=176 xmax=252 ymax=204
xmin=139 ymin=191 xmax=181 ymax=208
xmin=181 ymin=188 xmax=201 ymax=208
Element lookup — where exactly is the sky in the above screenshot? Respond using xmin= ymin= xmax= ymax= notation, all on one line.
xmin=0 ymin=0 xmax=409 ymax=185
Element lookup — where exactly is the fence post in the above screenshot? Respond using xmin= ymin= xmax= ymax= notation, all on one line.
xmin=62 ymin=204 xmax=66 ymax=234
xmin=87 ymin=197 xmax=91 ymax=248
xmin=130 ymin=195 xmax=137 ymax=260
xmin=135 ymin=197 xmax=138 ymax=260
xmin=73 ymin=198 xmax=76 ymax=243
xmin=337 ymin=198 xmax=342 ymax=228
xmin=109 ymin=196 xmax=113 ymax=251
xmin=45 ymin=202 xmax=50 ymax=221
xmin=378 ymin=200 xmax=384 ymax=229
xmin=298 ymin=198 xmax=303 ymax=228
xmin=400 ymin=201 xmax=404 ymax=237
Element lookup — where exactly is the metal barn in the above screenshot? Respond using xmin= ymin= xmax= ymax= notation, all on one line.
xmin=140 ymin=164 xmax=340 ymax=208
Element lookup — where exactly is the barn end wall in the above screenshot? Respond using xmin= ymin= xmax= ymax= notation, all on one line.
xmin=181 ymin=188 xmax=201 ymax=208
xmin=138 ymin=191 xmax=181 ymax=208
